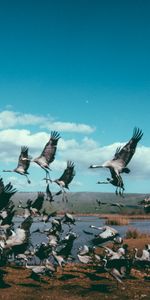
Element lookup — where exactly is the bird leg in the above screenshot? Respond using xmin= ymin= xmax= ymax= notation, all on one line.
xmin=119 ymin=187 xmax=125 ymax=198
xmin=62 ymin=188 xmax=68 ymax=202
xmin=45 ymin=170 xmax=52 ymax=184
xmin=97 ymin=181 xmax=109 ymax=184
xmin=115 ymin=175 xmax=125 ymax=197
xmin=25 ymin=174 xmax=31 ymax=184
xmin=115 ymin=187 xmax=119 ymax=195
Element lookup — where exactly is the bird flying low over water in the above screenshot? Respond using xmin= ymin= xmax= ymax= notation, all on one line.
xmin=89 ymin=127 xmax=143 ymax=195
xmin=90 ymin=225 xmax=119 ymax=245
xmin=30 ymin=192 xmax=45 ymax=216
xmin=32 ymin=131 xmax=61 ymax=183
xmin=3 ymin=146 xmax=32 ymax=184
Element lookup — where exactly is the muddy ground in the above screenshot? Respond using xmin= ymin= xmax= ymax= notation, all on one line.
xmin=0 ymin=238 xmax=150 ymax=300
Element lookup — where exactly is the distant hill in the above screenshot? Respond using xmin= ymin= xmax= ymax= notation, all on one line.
xmin=12 ymin=191 xmax=148 ymax=215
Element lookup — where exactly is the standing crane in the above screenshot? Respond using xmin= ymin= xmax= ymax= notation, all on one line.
xmin=32 ymin=131 xmax=60 ymax=183
xmin=89 ymin=127 xmax=143 ymax=194
xmin=3 ymin=146 xmax=31 ymax=184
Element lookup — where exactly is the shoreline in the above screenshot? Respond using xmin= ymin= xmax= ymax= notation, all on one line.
xmin=16 ymin=212 xmax=150 ymax=219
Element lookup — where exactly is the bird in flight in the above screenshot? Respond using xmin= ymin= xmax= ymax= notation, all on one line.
xmin=45 ymin=183 xmax=54 ymax=202
xmin=32 ymin=131 xmax=60 ymax=183
xmin=89 ymin=127 xmax=143 ymax=195
xmin=3 ymin=146 xmax=31 ymax=184
xmin=97 ymin=168 xmax=125 ymax=196
xmin=53 ymin=161 xmax=75 ymax=189
xmin=44 ymin=161 xmax=75 ymax=201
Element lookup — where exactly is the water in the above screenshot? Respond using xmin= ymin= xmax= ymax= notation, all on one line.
xmin=13 ymin=215 xmax=150 ymax=260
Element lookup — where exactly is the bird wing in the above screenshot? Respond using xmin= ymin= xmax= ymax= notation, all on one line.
xmin=17 ymin=146 xmax=31 ymax=172
xmin=20 ymin=216 xmax=33 ymax=231
xmin=58 ymin=161 xmax=75 ymax=187
xmin=1 ymin=209 xmax=16 ymax=226
xmin=32 ymin=192 xmax=45 ymax=211
xmin=46 ymin=184 xmax=54 ymax=202
xmin=41 ymin=131 xmax=60 ymax=165
xmin=109 ymin=169 xmax=124 ymax=188
xmin=112 ymin=127 xmax=143 ymax=167
xmin=0 ymin=180 xmax=17 ymax=210
xmin=46 ymin=184 xmax=53 ymax=199
xmin=109 ymin=168 xmax=119 ymax=179
xmin=0 ymin=177 xmax=5 ymax=194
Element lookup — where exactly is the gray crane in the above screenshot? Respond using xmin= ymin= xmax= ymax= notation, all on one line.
xmin=3 ymin=146 xmax=31 ymax=184
xmin=32 ymin=131 xmax=60 ymax=183
xmin=44 ymin=161 xmax=75 ymax=202
xmin=97 ymin=168 xmax=125 ymax=196
xmin=89 ymin=127 xmax=143 ymax=194
xmin=53 ymin=160 xmax=75 ymax=201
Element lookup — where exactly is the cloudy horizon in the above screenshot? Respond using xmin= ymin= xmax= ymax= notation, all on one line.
xmin=0 ymin=1 xmax=150 ymax=194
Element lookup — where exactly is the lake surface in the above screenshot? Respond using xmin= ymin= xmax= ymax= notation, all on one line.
xmin=14 ymin=215 xmax=150 ymax=261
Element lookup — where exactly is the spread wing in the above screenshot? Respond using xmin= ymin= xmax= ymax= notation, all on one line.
xmin=41 ymin=131 xmax=60 ymax=164
xmin=0 ymin=177 xmax=5 ymax=195
xmin=20 ymin=216 xmax=33 ymax=230
xmin=109 ymin=168 xmax=119 ymax=180
xmin=17 ymin=146 xmax=31 ymax=172
xmin=112 ymin=127 xmax=143 ymax=167
xmin=58 ymin=161 xmax=75 ymax=187
xmin=46 ymin=184 xmax=53 ymax=201
xmin=0 ymin=179 xmax=17 ymax=210
xmin=32 ymin=192 xmax=45 ymax=211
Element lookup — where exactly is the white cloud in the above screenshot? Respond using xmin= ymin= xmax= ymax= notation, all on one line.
xmin=43 ymin=121 xmax=95 ymax=133
xmin=0 ymin=111 xmax=46 ymax=128
xmin=0 ymin=126 xmax=150 ymax=183
xmin=0 ymin=110 xmax=95 ymax=134
xmin=0 ymin=109 xmax=150 ymax=192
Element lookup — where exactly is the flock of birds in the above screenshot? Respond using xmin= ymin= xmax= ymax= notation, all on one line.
xmin=1 ymin=126 xmax=144 ymax=198
xmin=139 ymin=197 xmax=150 ymax=213
xmin=0 ymin=126 xmax=150 ymax=289
xmin=0 ymin=180 xmax=149 ymax=288
xmin=2 ymin=131 xmax=76 ymax=202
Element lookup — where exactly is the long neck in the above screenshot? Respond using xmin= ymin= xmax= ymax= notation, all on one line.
xmin=97 ymin=181 xmax=109 ymax=184
xmin=90 ymin=164 xmax=103 ymax=168
xmin=3 ymin=170 xmax=13 ymax=172
xmin=90 ymin=225 xmax=103 ymax=230
xmin=25 ymin=261 xmax=33 ymax=269
xmin=134 ymin=249 xmax=139 ymax=259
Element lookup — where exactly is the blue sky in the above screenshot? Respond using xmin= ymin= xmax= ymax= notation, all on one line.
xmin=0 ymin=0 xmax=150 ymax=194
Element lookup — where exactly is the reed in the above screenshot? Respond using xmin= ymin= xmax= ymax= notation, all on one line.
xmin=102 ymin=214 xmax=150 ymax=220
xmin=105 ymin=215 xmax=129 ymax=225
xmin=125 ymin=227 xmax=149 ymax=239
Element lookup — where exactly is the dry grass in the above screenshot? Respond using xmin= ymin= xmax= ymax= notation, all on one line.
xmin=125 ymin=227 xmax=150 ymax=239
xmin=1 ymin=258 xmax=150 ymax=300
xmin=105 ymin=215 xmax=129 ymax=225
xmin=101 ymin=214 xmax=150 ymax=220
